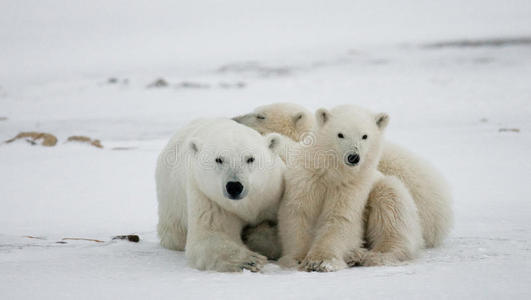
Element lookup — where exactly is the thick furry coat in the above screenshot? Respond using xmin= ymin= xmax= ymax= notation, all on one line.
xmin=156 ymin=118 xmax=284 ymax=272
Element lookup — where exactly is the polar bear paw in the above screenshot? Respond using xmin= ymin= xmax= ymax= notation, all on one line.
xmin=222 ymin=251 xmax=267 ymax=272
xmin=206 ymin=249 xmax=268 ymax=272
xmin=278 ymin=256 xmax=301 ymax=268
xmin=237 ymin=251 xmax=268 ymax=272
xmin=300 ymin=255 xmax=346 ymax=272
xmin=345 ymin=248 xmax=368 ymax=267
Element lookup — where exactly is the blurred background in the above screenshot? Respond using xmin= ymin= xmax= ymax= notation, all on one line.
xmin=2 ymin=0 xmax=531 ymax=82
xmin=1 ymin=0 xmax=530 ymax=137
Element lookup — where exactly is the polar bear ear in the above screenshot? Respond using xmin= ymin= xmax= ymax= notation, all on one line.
xmin=292 ymin=112 xmax=306 ymax=128
xmin=188 ymin=138 xmax=202 ymax=154
xmin=265 ymin=133 xmax=281 ymax=152
xmin=315 ymin=108 xmax=330 ymax=127
xmin=375 ymin=113 xmax=390 ymax=130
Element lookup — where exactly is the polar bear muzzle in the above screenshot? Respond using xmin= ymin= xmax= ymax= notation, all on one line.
xmin=225 ymin=181 xmax=246 ymax=200
xmin=345 ymin=152 xmax=361 ymax=166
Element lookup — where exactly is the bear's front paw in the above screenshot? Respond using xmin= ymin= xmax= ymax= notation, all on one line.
xmin=300 ymin=255 xmax=346 ymax=272
xmin=201 ymin=249 xmax=267 ymax=272
xmin=278 ymin=256 xmax=301 ymax=268
xmin=247 ymin=252 xmax=268 ymax=272
xmin=209 ymin=249 xmax=267 ymax=272
xmin=187 ymin=240 xmax=268 ymax=272
xmin=236 ymin=251 xmax=268 ymax=272
xmin=345 ymin=248 xmax=368 ymax=267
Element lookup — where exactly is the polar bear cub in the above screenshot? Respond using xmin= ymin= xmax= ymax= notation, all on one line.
xmin=156 ymin=118 xmax=285 ymax=272
xmin=235 ymin=103 xmax=452 ymax=249
xmin=233 ymin=102 xmax=315 ymax=141
xmin=278 ymin=105 xmax=422 ymax=271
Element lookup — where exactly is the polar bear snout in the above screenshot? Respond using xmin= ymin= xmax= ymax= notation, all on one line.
xmin=225 ymin=181 xmax=246 ymax=200
xmin=345 ymin=152 xmax=361 ymax=166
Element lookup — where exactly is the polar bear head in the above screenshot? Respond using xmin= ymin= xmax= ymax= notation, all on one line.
xmin=232 ymin=103 xmax=314 ymax=141
xmin=187 ymin=122 xmax=283 ymax=206
xmin=314 ymin=105 xmax=389 ymax=174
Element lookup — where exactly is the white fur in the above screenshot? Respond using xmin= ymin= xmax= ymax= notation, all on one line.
xmin=233 ymin=102 xmax=315 ymax=141
xmin=353 ymin=175 xmax=423 ymax=266
xmin=379 ymin=142 xmax=453 ymax=247
xmin=235 ymin=103 xmax=453 ymax=257
xmin=277 ymin=105 xmax=418 ymax=271
xmin=155 ymin=118 xmax=285 ymax=272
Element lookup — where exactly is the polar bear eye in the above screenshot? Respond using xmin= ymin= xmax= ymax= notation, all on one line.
xmin=256 ymin=114 xmax=266 ymax=120
xmin=337 ymin=133 xmax=344 ymax=139
xmin=247 ymin=157 xmax=255 ymax=164
xmin=215 ymin=157 xmax=223 ymax=164
xmin=362 ymin=134 xmax=368 ymax=140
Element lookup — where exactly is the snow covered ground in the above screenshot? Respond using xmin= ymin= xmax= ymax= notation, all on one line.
xmin=1 ymin=1 xmax=531 ymax=299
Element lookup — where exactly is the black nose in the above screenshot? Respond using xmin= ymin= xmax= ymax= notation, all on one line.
xmin=347 ymin=154 xmax=360 ymax=165
xmin=226 ymin=181 xmax=244 ymax=198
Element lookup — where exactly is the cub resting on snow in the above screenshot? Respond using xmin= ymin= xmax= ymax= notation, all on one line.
xmin=277 ymin=105 xmax=422 ymax=270
xmin=235 ymin=103 xmax=453 ymax=267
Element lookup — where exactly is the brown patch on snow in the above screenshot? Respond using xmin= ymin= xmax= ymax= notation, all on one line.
xmin=66 ymin=136 xmax=103 ymax=148
xmin=24 ymin=235 xmax=46 ymax=240
xmin=112 ymin=234 xmax=140 ymax=243
xmin=499 ymin=128 xmax=520 ymax=133
xmin=5 ymin=132 xmax=58 ymax=146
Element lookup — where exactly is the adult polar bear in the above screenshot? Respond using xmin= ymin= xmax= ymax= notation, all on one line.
xmin=234 ymin=103 xmax=453 ymax=251
xmin=156 ymin=118 xmax=285 ymax=272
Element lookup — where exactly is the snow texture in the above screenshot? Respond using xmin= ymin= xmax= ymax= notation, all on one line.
xmin=1 ymin=1 xmax=531 ymax=299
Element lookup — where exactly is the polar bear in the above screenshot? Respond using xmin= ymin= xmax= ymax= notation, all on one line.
xmin=277 ymin=105 xmax=422 ymax=271
xmin=155 ymin=118 xmax=285 ymax=272
xmin=234 ymin=103 xmax=452 ymax=250
xmin=233 ymin=103 xmax=314 ymax=141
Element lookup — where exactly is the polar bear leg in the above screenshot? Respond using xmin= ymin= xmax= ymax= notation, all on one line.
xmin=350 ymin=175 xmax=423 ymax=266
xmin=158 ymin=218 xmax=187 ymax=251
xmin=301 ymin=191 xmax=366 ymax=272
xmin=379 ymin=142 xmax=453 ymax=248
xmin=277 ymin=194 xmax=316 ymax=268
xmin=185 ymin=188 xmax=267 ymax=272
xmin=241 ymin=221 xmax=281 ymax=260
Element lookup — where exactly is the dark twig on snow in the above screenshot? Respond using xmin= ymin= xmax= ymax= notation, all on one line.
xmin=112 ymin=235 xmax=140 ymax=243
xmin=24 ymin=235 xmax=46 ymax=240
xmin=62 ymin=237 xmax=105 ymax=243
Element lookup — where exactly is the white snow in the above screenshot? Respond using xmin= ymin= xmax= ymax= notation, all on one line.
xmin=1 ymin=1 xmax=531 ymax=299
